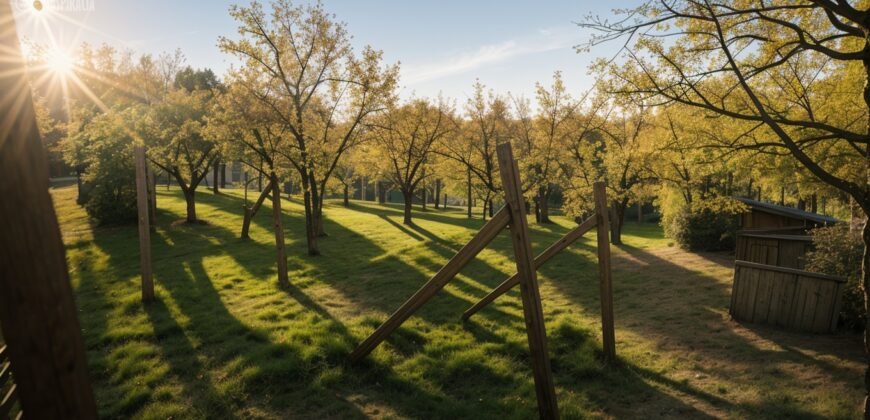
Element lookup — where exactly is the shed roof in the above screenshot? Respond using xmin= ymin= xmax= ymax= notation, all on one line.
xmin=734 ymin=196 xmax=839 ymax=225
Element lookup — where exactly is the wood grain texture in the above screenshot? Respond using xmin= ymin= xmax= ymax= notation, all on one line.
xmin=593 ymin=182 xmax=616 ymax=362
xmin=497 ymin=143 xmax=559 ymax=420
xmin=0 ymin=1 xmax=98 ymax=416
xmin=135 ymin=146 xmax=155 ymax=301
xmin=730 ymin=261 xmax=843 ymax=333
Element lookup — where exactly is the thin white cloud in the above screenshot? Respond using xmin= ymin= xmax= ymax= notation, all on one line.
xmin=402 ymin=26 xmax=576 ymax=85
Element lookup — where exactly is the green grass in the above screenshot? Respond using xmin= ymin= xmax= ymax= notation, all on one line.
xmin=53 ymin=185 xmax=864 ymax=419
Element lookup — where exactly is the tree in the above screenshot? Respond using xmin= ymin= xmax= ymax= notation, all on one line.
xmin=512 ymin=72 xmax=576 ymax=224
xmin=219 ymin=0 xmax=398 ymax=256
xmin=559 ymin=95 xmax=653 ymax=244
xmin=369 ymin=98 xmax=452 ymax=224
xmin=581 ymin=0 xmax=870 ymax=411
xmin=439 ymin=80 xmax=509 ymax=220
xmin=61 ymin=46 xmax=182 ymax=222
xmin=144 ymin=87 xmax=217 ymax=223
xmin=209 ymin=82 xmax=290 ymax=287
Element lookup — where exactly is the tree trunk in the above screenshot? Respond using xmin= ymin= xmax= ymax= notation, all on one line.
xmin=862 ymin=219 xmax=870 ymax=417
xmin=183 ymin=188 xmax=197 ymax=223
xmin=422 ymin=184 xmax=427 ymax=210
xmin=75 ymin=170 xmax=83 ymax=204
xmin=270 ymin=174 xmax=289 ymax=287
xmin=466 ymin=168 xmax=472 ymax=218
xmin=146 ymin=164 xmax=156 ymax=227
xmin=481 ymin=196 xmax=488 ymax=221
xmin=220 ymin=163 xmax=226 ymax=188
xmin=402 ymin=189 xmax=413 ymax=225
xmin=241 ymin=179 xmax=272 ymax=239
xmin=378 ymin=181 xmax=386 ymax=204
xmin=212 ymin=161 xmax=219 ymax=194
xmin=811 ymin=194 xmax=818 ymax=213
xmin=534 ymin=195 xmax=541 ymax=223
xmin=435 ymin=179 xmax=441 ymax=209
xmin=610 ymin=199 xmax=627 ymax=245
xmin=638 ymin=202 xmax=643 ymax=223
xmin=312 ymin=180 xmax=326 ymax=238
xmin=539 ymin=186 xmax=551 ymax=223
xmin=443 ymin=193 xmax=447 ymax=208
xmin=488 ymin=198 xmax=494 ymax=218
xmin=301 ymin=174 xmax=320 ymax=256
xmin=343 ymin=184 xmax=349 ymax=207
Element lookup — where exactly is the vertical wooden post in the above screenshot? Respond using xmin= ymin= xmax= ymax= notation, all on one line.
xmin=134 ymin=146 xmax=154 ymax=301
xmin=593 ymin=182 xmax=616 ymax=362
xmin=0 ymin=1 xmax=98 ymax=415
xmin=496 ymin=143 xmax=559 ymax=420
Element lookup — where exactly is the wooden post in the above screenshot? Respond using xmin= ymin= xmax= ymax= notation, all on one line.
xmin=462 ymin=215 xmax=597 ymax=320
xmin=0 ymin=1 xmax=98 ymax=415
xmin=496 ymin=143 xmax=559 ymax=419
xmin=134 ymin=146 xmax=155 ymax=301
xmin=350 ymin=208 xmax=510 ymax=362
xmin=593 ymin=182 xmax=616 ymax=362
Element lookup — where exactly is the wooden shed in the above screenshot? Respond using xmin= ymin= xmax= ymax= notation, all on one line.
xmin=730 ymin=197 xmax=843 ymax=332
xmin=734 ymin=196 xmax=838 ymax=233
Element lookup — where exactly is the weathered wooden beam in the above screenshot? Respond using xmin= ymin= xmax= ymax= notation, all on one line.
xmin=461 ymin=215 xmax=597 ymax=320
xmin=496 ymin=143 xmax=559 ymax=419
xmin=134 ymin=146 xmax=155 ymax=301
xmin=593 ymin=181 xmax=615 ymax=362
xmin=349 ymin=207 xmax=510 ymax=362
xmin=0 ymin=1 xmax=98 ymax=415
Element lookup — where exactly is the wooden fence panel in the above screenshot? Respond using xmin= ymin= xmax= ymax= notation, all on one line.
xmin=730 ymin=261 xmax=844 ymax=333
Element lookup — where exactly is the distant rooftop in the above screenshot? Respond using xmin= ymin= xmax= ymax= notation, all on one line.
xmin=734 ymin=196 xmax=839 ymax=225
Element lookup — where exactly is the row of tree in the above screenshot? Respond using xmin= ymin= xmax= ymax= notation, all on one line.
xmin=42 ymin=1 xmax=854 ymax=258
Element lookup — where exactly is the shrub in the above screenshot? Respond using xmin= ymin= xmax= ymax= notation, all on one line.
xmin=664 ymin=197 xmax=746 ymax=252
xmin=805 ymin=224 xmax=864 ymax=330
xmin=64 ymin=109 xmax=140 ymax=225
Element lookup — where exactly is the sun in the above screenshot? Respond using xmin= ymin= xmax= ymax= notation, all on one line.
xmin=45 ymin=47 xmax=74 ymax=75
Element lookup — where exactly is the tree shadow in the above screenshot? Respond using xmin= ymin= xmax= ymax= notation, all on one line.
xmin=60 ymin=188 xmax=860 ymax=418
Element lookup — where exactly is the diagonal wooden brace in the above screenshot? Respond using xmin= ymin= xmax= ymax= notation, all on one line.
xmin=349 ymin=207 xmax=510 ymax=362
xmin=461 ymin=215 xmax=597 ymax=321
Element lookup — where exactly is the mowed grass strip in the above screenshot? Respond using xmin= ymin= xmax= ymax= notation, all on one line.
xmin=53 ymin=185 xmax=864 ymax=419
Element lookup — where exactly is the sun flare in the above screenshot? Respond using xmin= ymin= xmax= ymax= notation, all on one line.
xmin=45 ymin=47 xmax=74 ymax=75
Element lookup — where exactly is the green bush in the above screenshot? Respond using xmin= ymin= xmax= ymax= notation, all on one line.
xmin=64 ymin=110 xmax=140 ymax=225
xmin=664 ymin=197 xmax=745 ymax=252
xmin=805 ymin=224 xmax=864 ymax=331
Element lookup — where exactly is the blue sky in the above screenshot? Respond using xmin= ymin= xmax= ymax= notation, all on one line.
xmin=13 ymin=0 xmax=637 ymax=105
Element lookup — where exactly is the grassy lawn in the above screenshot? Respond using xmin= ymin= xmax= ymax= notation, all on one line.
xmin=52 ymin=185 xmax=864 ymax=419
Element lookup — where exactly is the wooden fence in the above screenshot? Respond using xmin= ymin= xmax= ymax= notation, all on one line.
xmin=730 ymin=260 xmax=845 ymax=333
xmin=735 ymin=232 xmax=812 ymax=269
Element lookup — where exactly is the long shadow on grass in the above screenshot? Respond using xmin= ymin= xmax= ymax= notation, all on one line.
xmin=68 ymin=189 xmax=841 ymax=418
xmin=603 ymin=244 xmax=858 ymax=416
xmin=154 ymin=192 xmax=542 ymax=416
